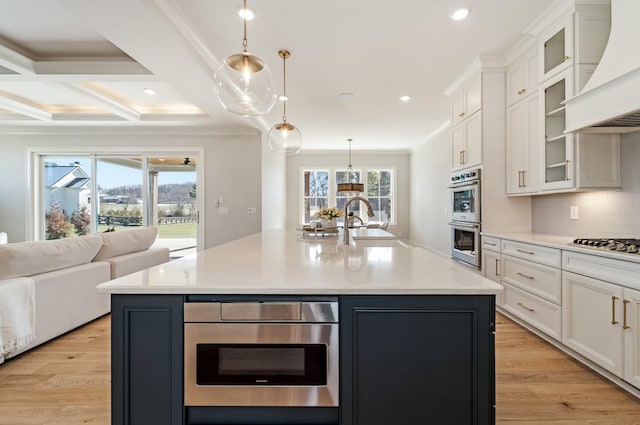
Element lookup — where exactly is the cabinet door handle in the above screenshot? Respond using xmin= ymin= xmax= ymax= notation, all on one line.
xmin=459 ymin=150 xmax=466 ymax=165
xmin=459 ymin=112 xmax=465 ymax=118
xmin=517 ymin=302 xmax=535 ymax=312
xmin=516 ymin=249 xmax=535 ymax=255
xmin=612 ymin=296 xmax=620 ymax=325
xmin=495 ymin=259 xmax=500 ymax=276
xmin=516 ymin=272 xmax=534 ymax=280
xmin=565 ymin=160 xmax=571 ymax=181
xmin=623 ymin=299 xmax=631 ymax=330
xmin=521 ymin=170 xmax=526 ymax=187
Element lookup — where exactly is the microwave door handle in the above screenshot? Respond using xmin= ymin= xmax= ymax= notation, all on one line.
xmin=449 ymin=222 xmax=479 ymax=229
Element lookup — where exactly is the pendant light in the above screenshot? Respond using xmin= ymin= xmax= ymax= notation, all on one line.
xmin=213 ymin=0 xmax=276 ymax=116
xmin=268 ymin=49 xmax=302 ymax=155
xmin=337 ymin=138 xmax=364 ymax=194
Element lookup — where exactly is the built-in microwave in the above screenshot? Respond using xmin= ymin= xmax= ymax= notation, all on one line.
xmin=184 ymin=301 xmax=339 ymax=407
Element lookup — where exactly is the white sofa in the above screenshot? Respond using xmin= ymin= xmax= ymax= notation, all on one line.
xmin=0 ymin=227 xmax=169 ymax=362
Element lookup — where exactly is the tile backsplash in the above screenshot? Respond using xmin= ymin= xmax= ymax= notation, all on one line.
xmin=532 ymin=131 xmax=640 ymax=237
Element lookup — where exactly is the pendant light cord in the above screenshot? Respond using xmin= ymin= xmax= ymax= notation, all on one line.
xmin=242 ymin=0 xmax=248 ymax=52
xmin=282 ymin=51 xmax=287 ymax=121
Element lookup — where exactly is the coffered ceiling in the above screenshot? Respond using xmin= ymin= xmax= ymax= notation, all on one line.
xmin=0 ymin=0 xmax=556 ymax=151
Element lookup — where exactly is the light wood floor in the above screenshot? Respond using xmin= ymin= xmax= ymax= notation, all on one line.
xmin=1 ymin=312 xmax=639 ymax=424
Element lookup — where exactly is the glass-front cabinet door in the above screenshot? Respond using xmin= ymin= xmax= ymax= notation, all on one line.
xmin=541 ymin=70 xmax=574 ymax=191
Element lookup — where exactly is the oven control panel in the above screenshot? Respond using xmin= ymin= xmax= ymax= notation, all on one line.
xmin=450 ymin=168 xmax=480 ymax=185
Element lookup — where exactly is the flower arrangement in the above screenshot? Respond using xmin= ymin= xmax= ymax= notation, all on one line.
xmin=314 ymin=206 xmax=344 ymax=220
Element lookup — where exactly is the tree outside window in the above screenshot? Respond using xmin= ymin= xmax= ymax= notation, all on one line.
xmin=303 ymin=170 xmax=329 ymax=223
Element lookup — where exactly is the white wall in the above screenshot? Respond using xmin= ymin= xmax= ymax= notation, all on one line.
xmin=409 ymin=129 xmax=451 ymax=254
xmin=532 ymin=131 xmax=640 ymax=236
xmin=0 ymin=132 xmax=266 ymax=248
xmin=286 ymin=152 xmax=411 ymax=239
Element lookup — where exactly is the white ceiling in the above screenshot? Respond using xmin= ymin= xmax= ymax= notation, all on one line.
xmin=0 ymin=0 xmax=556 ymax=151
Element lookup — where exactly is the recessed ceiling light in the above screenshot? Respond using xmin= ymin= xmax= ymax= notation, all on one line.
xmin=450 ymin=7 xmax=470 ymax=21
xmin=237 ymin=6 xmax=255 ymax=20
xmin=400 ymin=95 xmax=411 ymax=102
xmin=143 ymin=88 xmax=156 ymax=95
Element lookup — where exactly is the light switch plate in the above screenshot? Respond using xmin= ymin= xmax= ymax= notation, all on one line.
xmin=570 ymin=206 xmax=579 ymax=220
xmin=247 ymin=207 xmax=257 ymax=214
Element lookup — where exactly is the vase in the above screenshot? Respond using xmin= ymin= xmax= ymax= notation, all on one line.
xmin=321 ymin=218 xmax=337 ymax=228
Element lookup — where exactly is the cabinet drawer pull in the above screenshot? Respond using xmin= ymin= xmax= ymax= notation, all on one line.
xmin=517 ymin=302 xmax=535 ymax=312
xmin=612 ymin=296 xmax=620 ymax=325
xmin=485 ymin=242 xmax=497 ymax=246
xmin=516 ymin=249 xmax=535 ymax=255
xmin=516 ymin=272 xmax=534 ymax=280
xmin=623 ymin=299 xmax=631 ymax=330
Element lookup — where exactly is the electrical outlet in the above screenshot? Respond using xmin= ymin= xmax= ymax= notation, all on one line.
xmin=247 ymin=207 xmax=257 ymax=214
xmin=570 ymin=206 xmax=579 ymax=220
xmin=219 ymin=207 xmax=229 ymax=214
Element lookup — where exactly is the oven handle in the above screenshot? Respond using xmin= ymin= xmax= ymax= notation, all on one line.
xmin=449 ymin=222 xmax=480 ymax=229
xmin=448 ymin=180 xmax=479 ymax=189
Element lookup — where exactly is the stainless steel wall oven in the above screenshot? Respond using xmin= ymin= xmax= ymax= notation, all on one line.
xmin=184 ymin=300 xmax=339 ymax=407
xmin=449 ymin=169 xmax=481 ymax=268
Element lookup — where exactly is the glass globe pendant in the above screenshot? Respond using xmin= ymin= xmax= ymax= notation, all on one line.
xmin=214 ymin=0 xmax=276 ymax=116
xmin=268 ymin=49 xmax=302 ymax=155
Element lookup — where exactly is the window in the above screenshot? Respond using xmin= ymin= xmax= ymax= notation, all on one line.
xmin=302 ymin=170 xmax=329 ymax=224
xmin=300 ymin=167 xmax=395 ymax=225
xmin=367 ymin=170 xmax=392 ymax=223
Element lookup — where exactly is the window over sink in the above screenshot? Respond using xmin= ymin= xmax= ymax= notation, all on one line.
xmin=300 ymin=168 xmax=395 ymax=226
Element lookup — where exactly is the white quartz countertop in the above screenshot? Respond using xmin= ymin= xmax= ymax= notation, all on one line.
xmin=482 ymin=231 xmax=640 ymax=264
xmin=97 ymin=229 xmax=501 ymax=295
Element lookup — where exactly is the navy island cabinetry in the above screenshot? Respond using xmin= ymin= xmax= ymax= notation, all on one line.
xmin=110 ymin=294 xmax=495 ymax=425
xmin=340 ymin=295 xmax=495 ymax=425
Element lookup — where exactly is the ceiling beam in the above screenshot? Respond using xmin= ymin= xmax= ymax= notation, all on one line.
xmin=58 ymin=82 xmax=141 ymax=121
xmin=0 ymin=91 xmax=52 ymax=120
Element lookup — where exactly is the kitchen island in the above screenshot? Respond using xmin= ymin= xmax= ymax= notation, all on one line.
xmin=98 ymin=229 xmax=501 ymax=425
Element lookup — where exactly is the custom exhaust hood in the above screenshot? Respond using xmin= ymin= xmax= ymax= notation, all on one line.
xmin=565 ymin=0 xmax=640 ymax=134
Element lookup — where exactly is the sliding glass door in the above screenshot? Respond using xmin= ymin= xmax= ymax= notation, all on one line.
xmin=37 ymin=153 xmax=200 ymax=257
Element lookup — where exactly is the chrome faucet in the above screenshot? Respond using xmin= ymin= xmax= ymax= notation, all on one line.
xmin=343 ymin=196 xmax=375 ymax=244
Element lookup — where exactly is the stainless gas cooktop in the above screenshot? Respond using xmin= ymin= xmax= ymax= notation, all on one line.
xmin=572 ymin=238 xmax=640 ymax=254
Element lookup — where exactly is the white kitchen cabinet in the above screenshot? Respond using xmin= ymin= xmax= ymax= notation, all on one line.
xmin=450 ymin=73 xmax=482 ymax=127
xmin=506 ymin=94 xmax=539 ymax=194
xmin=506 ymin=46 xmax=538 ymax=107
xmin=503 ymin=281 xmax=562 ymax=341
xmin=451 ymin=110 xmax=482 ymax=171
xmin=539 ymin=15 xmax=574 ymax=82
xmin=500 ymin=239 xmax=562 ymax=341
xmin=623 ymin=287 xmax=640 ymax=389
xmin=562 ymin=271 xmax=624 ymax=376
xmin=482 ymin=236 xmax=502 ymax=303
xmin=483 ymin=250 xmax=501 ymax=284
xmin=539 ymin=68 xmax=620 ymax=192
xmin=540 ymin=70 xmax=574 ymax=190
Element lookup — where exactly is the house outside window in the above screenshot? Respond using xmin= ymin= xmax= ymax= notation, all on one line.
xmin=301 ymin=167 xmax=395 ymax=225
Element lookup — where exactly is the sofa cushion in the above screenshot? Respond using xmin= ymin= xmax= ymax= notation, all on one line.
xmin=93 ymin=227 xmax=158 ymax=261
xmin=0 ymin=235 xmax=103 ymax=279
